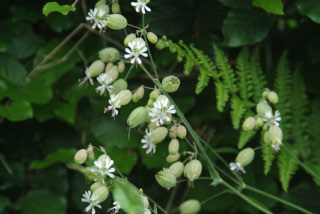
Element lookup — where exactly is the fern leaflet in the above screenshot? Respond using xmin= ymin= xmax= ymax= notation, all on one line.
xmin=278 ymin=146 xmax=298 ymax=192
xmin=215 ymin=81 xmax=229 ymax=112
xmin=230 ymin=95 xmax=246 ymax=130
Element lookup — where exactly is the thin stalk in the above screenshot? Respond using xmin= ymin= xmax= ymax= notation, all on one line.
xmin=165 ymin=182 xmax=179 ymax=212
xmin=124 ymin=65 xmax=134 ymax=80
xmin=147 ymin=195 xmax=168 ymax=214
xmin=201 ymin=190 xmax=229 ymax=205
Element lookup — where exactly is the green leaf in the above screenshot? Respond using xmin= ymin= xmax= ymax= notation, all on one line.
xmin=278 ymin=146 xmax=298 ymax=192
xmin=20 ymin=189 xmax=67 ymax=214
xmin=106 ymin=147 xmax=138 ymax=174
xmin=238 ymin=130 xmax=257 ymax=149
xmin=112 ymin=178 xmax=145 ymax=214
xmin=54 ymin=101 xmax=77 ymax=124
xmin=10 ymin=33 xmax=39 ymax=59
xmin=0 ymin=196 xmax=10 ymax=212
xmin=29 ymin=148 xmax=76 ymax=169
xmin=296 ymin=0 xmax=320 ymax=23
xmin=42 ymin=2 xmax=76 ymax=16
xmin=230 ymin=95 xmax=246 ymax=130
xmin=0 ymin=54 xmax=27 ymax=85
xmin=222 ymin=9 xmax=273 ymax=47
xmin=215 ymin=81 xmax=229 ymax=112
xmin=253 ymin=0 xmax=284 ymax=15
xmin=0 ymin=100 xmax=33 ymax=121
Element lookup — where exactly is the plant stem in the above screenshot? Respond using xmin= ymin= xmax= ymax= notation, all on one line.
xmin=147 ymin=195 xmax=168 ymax=214
xmin=165 ymin=182 xmax=179 ymax=212
xmin=201 ymin=190 xmax=229 ymax=205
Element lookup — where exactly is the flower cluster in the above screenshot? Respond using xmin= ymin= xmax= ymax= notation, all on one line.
xmin=131 ymin=0 xmax=151 ymax=14
xmin=124 ymin=38 xmax=148 ymax=64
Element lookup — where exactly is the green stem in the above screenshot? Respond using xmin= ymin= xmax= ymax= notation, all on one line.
xmin=124 ymin=65 xmax=134 ymax=80
xmin=147 ymin=195 xmax=168 ymax=214
xmin=165 ymin=182 xmax=179 ymax=212
xmin=201 ymin=190 xmax=229 ymax=205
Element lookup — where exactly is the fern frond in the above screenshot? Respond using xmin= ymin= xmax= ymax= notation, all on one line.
xmin=183 ymin=56 xmax=195 ymax=75
xmin=278 ymin=146 xmax=298 ymax=192
xmin=195 ymin=70 xmax=210 ymax=94
xmin=230 ymin=95 xmax=246 ymax=129
xmin=213 ymin=45 xmax=238 ymax=93
xmin=215 ymin=81 xmax=229 ymax=112
xmin=260 ymin=132 xmax=275 ymax=175
xmin=238 ymin=130 xmax=257 ymax=149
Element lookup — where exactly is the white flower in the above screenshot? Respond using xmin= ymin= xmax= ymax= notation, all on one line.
xmin=149 ymin=96 xmax=176 ymax=126
xmin=96 ymin=73 xmax=113 ymax=95
xmin=141 ymin=129 xmax=156 ymax=155
xmin=91 ymin=155 xmax=115 ymax=182
xmin=271 ymin=139 xmax=282 ymax=151
xmin=229 ymin=162 xmax=245 ymax=173
xmin=131 ymin=0 xmax=151 ymax=14
xmin=263 ymin=110 xmax=281 ymax=127
xmin=81 ymin=190 xmax=102 ymax=214
xmin=85 ymin=8 xmax=108 ymax=30
xmin=124 ymin=39 xmax=148 ymax=64
xmin=108 ymin=201 xmax=121 ymax=214
xmin=105 ymin=94 xmax=121 ymax=118
xmin=144 ymin=208 xmax=151 ymax=214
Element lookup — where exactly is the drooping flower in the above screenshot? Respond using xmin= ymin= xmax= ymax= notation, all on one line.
xmin=91 ymin=155 xmax=115 ymax=182
xmin=108 ymin=201 xmax=121 ymax=214
xmin=149 ymin=96 xmax=176 ymax=126
xmin=124 ymin=39 xmax=148 ymax=64
xmin=271 ymin=139 xmax=282 ymax=151
xmin=141 ymin=129 xmax=156 ymax=155
xmin=229 ymin=162 xmax=245 ymax=173
xmin=96 ymin=73 xmax=113 ymax=95
xmin=105 ymin=94 xmax=121 ymax=118
xmin=81 ymin=190 xmax=102 ymax=214
xmin=263 ymin=110 xmax=281 ymax=127
xmin=85 ymin=8 xmax=108 ymax=30
xmin=131 ymin=0 xmax=151 ymax=14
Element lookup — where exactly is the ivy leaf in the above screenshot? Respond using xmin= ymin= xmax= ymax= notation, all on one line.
xmin=112 ymin=178 xmax=145 ymax=214
xmin=253 ymin=0 xmax=284 ymax=15
xmin=0 ymin=100 xmax=33 ymax=121
xmin=222 ymin=9 xmax=273 ymax=47
xmin=42 ymin=2 xmax=76 ymax=17
xmin=296 ymin=0 xmax=320 ymax=23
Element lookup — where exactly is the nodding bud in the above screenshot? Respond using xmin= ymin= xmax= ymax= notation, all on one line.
xmin=93 ymin=186 xmax=109 ymax=203
xmin=86 ymin=60 xmax=105 ymax=78
xmin=177 ymin=125 xmax=187 ymax=139
xmin=105 ymin=65 xmax=119 ymax=84
xmin=87 ymin=144 xmax=94 ymax=160
xmin=117 ymin=61 xmax=125 ymax=73
xmin=267 ymin=91 xmax=279 ymax=104
xmin=150 ymin=127 xmax=168 ymax=144
xmin=127 ymin=106 xmax=148 ymax=128
xmin=147 ymin=32 xmax=158 ymax=44
xmin=166 ymin=153 xmax=180 ymax=163
xmin=148 ymin=122 xmax=158 ymax=129
xmin=74 ymin=149 xmax=88 ymax=164
xmin=256 ymin=100 xmax=272 ymax=118
xmin=235 ymin=148 xmax=255 ymax=168
xmin=155 ymin=171 xmax=177 ymax=190
xmin=168 ymin=139 xmax=179 ymax=154
xmin=168 ymin=161 xmax=184 ymax=178
xmin=115 ymin=89 xmax=132 ymax=106
xmin=262 ymin=88 xmax=270 ymax=98
xmin=142 ymin=196 xmax=149 ymax=208
xmin=111 ymin=79 xmax=127 ymax=94
xmin=169 ymin=125 xmax=178 ymax=139
xmin=95 ymin=0 xmax=106 ymax=7
xmin=255 ymin=117 xmax=264 ymax=128
xmin=106 ymin=14 xmax=127 ymax=30
xmin=99 ymin=47 xmax=120 ymax=63
xmin=147 ymin=98 xmax=155 ymax=107
xmin=111 ymin=2 xmax=120 ymax=13
xmin=162 ymin=76 xmax=180 ymax=93
xmin=179 ymin=199 xmax=201 ymax=214
xmin=243 ymin=117 xmax=256 ymax=131
xmin=124 ymin=33 xmax=136 ymax=46
xmin=96 ymin=4 xmax=110 ymax=18
xmin=132 ymin=85 xmax=145 ymax=103
xmin=264 ymin=131 xmax=271 ymax=145
xmin=150 ymin=89 xmax=161 ymax=99
xmin=269 ymin=125 xmax=283 ymax=142
xmin=90 ymin=182 xmax=104 ymax=191
xmin=184 ymin=160 xmax=202 ymax=182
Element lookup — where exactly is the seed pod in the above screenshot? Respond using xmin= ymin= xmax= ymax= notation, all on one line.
xmin=177 ymin=125 xmax=187 ymax=139
xmin=111 ymin=2 xmax=120 ymax=14
xmin=150 ymin=89 xmax=161 ymax=99
xmin=86 ymin=60 xmax=105 ymax=78
xmin=147 ymin=32 xmax=158 ymax=44
xmin=155 ymin=171 xmax=176 ymax=190
xmin=99 ymin=47 xmax=120 ymax=63
xmin=117 ymin=61 xmax=125 ymax=73
xmin=124 ymin=33 xmax=136 ymax=46
xmin=162 ymin=76 xmax=180 ymax=93
xmin=269 ymin=125 xmax=283 ymax=142
xmin=147 ymin=98 xmax=155 ymax=107
xmin=87 ymin=144 xmax=94 ymax=160
xmin=93 ymin=186 xmax=109 ymax=203
xmin=90 ymin=182 xmax=104 ymax=191
xmin=255 ymin=117 xmax=264 ymax=128
xmin=235 ymin=148 xmax=255 ymax=168
xmin=74 ymin=149 xmax=88 ymax=164
xmin=105 ymin=65 xmax=119 ymax=84
xmin=115 ymin=90 xmax=132 ymax=106
xmin=166 ymin=153 xmax=180 ymax=163
xmin=106 ymin=14 xmax=127 ymax=30
xmin=267 ymin=91 xmax=279 ymax=104
xmin=95 ymin=0 xmax=106 ymax=7
xmin=179 ymin=199 xmax=201 ymax=214
xmin=132 ymin=85 xmax=144 ymax=103
xmin=169 ymin=125 xmax=177 ymax=139
xmin=150 ymin=127 xmax=168 ymax=144
xmin=168 ymin=161 xmax=184 ymax=178
xmin=168 ymin=139 xmax=179 ymax=154
xmin=106 ymin=62 xmax=114 ymax=70
xmin=127 ymin=106 xmax=148 ymax=128
xmin=243 ymin=117 xmax=256 ymax=131
xmin=111 ymin=79 xmax=127 ymax=94
xmin=184 ymin=160 xmax=202 ymax=181
xmin=256 ymin=101 xmax=272 ymax=118
xmin=263 ymin=130 xmax=271 ymax=145
xmin=148 ymin=121 xmax=157 ymax=129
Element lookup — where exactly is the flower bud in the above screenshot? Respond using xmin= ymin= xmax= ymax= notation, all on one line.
xmin=262 ymin=88 xmax=270 ymax=98
xmin=269 ymin=125 xmax=283 ymax=142
xmin=95 ymin=0 xmax=106 ymax=7
xmin=115 ymin=89 xmax=132 ymax=106
xmin=87 ymin=144 xmax=94 ymax=160
xmin=148 ymin=121 xmax=157 ymax=129
xmin=117 ymin=61 xmax=125 ymax=73
xmin=162 ymin=76 xmax=180 ymax=93
xmin=106 ymin=14 xmax=127 ymax=30
xmin=96 ymin=4 xmax=109 ymax=18
xmin=235 ymin=148 xmax=255 ymax=167
xmin=111 ymin=79 xmax=127 ymax=94
xmin=168 ymin=161 xmax=184 ymax=178
xmin=132 ymin=85 xmax=145 ymax=103
xmin=105 ymin=65 xmax=119 ymax=83
xmin=169 ymin=125 xmax=177 ymax=139
xmin=155 ymin=171 xmax=177 ymax=190
xmin=177 ymin=125 xmax=187 ymax=139
xmin=93 ymin=186 xmax=109 ymax=203
xmin=124 ymin=33 xmax=136 ymax=46
xmin=147 ymin=32 xmax=158 ymax=44
xmin=99 ymin=47 xmax=120 ymax=63
xmin=255 ymin=117 xmax=264 ymax=128
xmin=256 ymin=101 xmax=272 ymax=118
xmin=111 ymin=2 xmax=120 ymax=13
xmin=150 ymin=127 xmax=168 ymax=144
xmin=164 ymin=114 xmax=173 ymax=126
xmin=147 ymin=98 xmax=155 ymax=107
xmin=90 ymin=182 xmax=104 ymax=191
xmin=179 ymin=199 xmax=201 ymax=214
xmin=242 ymin=117 xmax=255 ymax=131
xmin=166 ymin=153 xmax=180 ymax=163
xmin=184 ymin=160 xmax=202 ymax=181
xmin=150 ymin=89 xmax=160 ymax=99
xmin=86 ymin=60 xmax=105 ymax=78
xmin=127 ymin=106 xmax=148 ymax=128
xmin=267 ymin=91 xmax=279 ymax=104
xmin=74 ymin=149 xmax=88 ymax=164
xmin=263 ymin=130 xmax=271 ymax=145
xmin=168 ymin=139 xmax=179 ymax=154
xmin=106 ymin=62 xmax=114 ymax=70
xmin=156 ymin=40 xmax=165 ymax=50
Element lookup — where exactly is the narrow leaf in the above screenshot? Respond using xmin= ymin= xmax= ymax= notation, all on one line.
xmin=43 ymin=2 xmax=76 ymax=16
